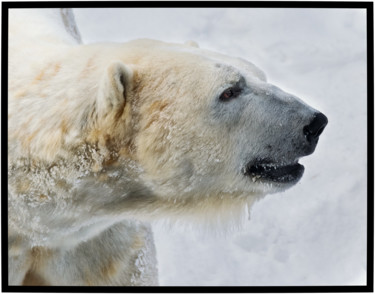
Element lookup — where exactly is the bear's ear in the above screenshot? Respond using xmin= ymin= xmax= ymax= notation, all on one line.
xmin=97 ymin=61 xmax=134 ymax=119
xmin=184 ymin=40 xmax=199 ymax=48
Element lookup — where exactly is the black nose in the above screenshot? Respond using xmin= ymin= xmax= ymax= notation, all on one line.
xmin=303 ymin=112 xmax=328 ymax=143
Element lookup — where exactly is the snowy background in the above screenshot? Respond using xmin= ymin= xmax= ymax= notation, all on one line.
xmin=73 ymin=8 xmax=367 ymax=286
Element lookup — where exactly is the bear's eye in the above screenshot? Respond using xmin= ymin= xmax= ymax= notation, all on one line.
xmin=219 ymin=86 xmax=241 ymax=102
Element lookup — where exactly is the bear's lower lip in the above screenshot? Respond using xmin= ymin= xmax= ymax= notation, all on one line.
xmin=244 ymin=159 xmax=304 ymax=183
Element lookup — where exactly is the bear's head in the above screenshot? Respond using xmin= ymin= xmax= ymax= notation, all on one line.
xmin=91 ymin=39 xmax=327 ymax=213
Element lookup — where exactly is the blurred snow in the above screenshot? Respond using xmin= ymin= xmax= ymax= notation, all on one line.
xmin=74 ymin=8 xmax=367 ymax=286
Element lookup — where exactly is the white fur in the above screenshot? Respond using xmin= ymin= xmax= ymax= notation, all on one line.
xmin=8 ymin=9 xmax=321 ymax=286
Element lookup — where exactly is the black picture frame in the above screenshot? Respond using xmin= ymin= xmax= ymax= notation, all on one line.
xmin=2 ymin=1 xmax=373 ymax=292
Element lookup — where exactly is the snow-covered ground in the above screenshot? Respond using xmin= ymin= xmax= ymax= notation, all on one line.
xmin=74 ymin=8 xmax=367 ymax=286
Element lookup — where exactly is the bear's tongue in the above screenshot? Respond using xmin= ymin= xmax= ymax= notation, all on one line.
xmin=245 ymin=161 xmax=304 ymax=183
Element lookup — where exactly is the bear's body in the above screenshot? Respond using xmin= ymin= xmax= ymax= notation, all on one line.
xmin=8 ymin=9 xmax=327 ymax=285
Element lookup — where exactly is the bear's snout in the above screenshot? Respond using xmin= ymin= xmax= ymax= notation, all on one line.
xmin=302 ymin=112 xmax=328 ymax=153
xmin=303 ymin=112 xmax=328 ymax=143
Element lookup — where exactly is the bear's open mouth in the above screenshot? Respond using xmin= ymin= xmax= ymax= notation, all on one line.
xmin=244 ymin=159 xmax=304 ymax=183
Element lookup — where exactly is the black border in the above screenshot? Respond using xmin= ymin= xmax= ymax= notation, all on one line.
xmin=0 ymin=1 xmax=373 ymax=9
xmin=2 ymin=1 xmax=373 ymax=293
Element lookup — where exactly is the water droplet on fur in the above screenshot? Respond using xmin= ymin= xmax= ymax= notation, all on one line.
xmin=247 ymin=205 xmax=251 ymax=221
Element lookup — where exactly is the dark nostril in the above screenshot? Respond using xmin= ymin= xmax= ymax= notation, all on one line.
xmin=303 ymin=112 xmax=328 ymax=143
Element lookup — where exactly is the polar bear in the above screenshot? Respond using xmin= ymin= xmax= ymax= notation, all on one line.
xmin=8 ymin=9 xmax=328 ymax=286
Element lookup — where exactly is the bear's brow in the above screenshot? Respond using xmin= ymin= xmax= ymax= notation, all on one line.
xmin=214 ymin=63 xmax=243 ymax=83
